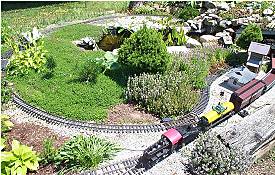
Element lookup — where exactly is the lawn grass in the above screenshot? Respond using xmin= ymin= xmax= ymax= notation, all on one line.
xmin=9 ymin=24 xmax=126 ymax=122
xmin=1 ymin=1 xmax=129 ymax=53
xmin=1 ymin=2 xmax=128 ymax=34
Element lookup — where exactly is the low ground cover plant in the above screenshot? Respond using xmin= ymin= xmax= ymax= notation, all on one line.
xmin=126 ymin=71 xmax=198 ymax=117
xmin=9 ymin=24 xmax=124 ymax=121
xmin=54 ymin=135 xmax=120 ymax=173
xmin=118 ymin=25 xmax=172 ymax=73
xmin=183 ymin=132 xmax=251 ymax=175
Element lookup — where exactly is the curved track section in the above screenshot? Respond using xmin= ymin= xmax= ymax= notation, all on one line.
xmin=80 ymin=156 xmax=145 ymax=175
xmin=13 ymin=94 xmax=197 ymax=133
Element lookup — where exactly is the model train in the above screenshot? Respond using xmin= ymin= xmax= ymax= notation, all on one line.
xmin=139 ymin=69 xmax=275 ymax=168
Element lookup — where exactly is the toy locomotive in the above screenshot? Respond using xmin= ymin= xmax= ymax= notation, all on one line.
xmin=139 ymin=69 xmax=275 ymax=168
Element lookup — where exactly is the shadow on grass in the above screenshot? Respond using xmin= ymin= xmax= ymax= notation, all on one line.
xmin=104 ymin=66 xmax=136 ymax=88
xmin=1 ymin=1 xmax=68 ymax=11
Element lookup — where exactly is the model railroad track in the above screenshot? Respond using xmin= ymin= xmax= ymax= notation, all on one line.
xmin=13 ymin=94 xmax=198 ymax=133
xmin=80 ymin=156 xmax=145 ymax=175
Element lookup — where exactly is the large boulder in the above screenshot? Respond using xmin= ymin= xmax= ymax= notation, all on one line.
xmin=263 ymin=8 xmax=273 ymax=16
xmin=199 ymin=35 xmax=219 ymax=43
xmin=167 ymin=46 xmax=189 ymax=55
xmin=202 ymin=1 xmax=216 ymax=9
xmin=186 ymin=37 xmax=202 ymax=48
xmin=216 ymin=2 xmax=230 ymax=11
xmin=128 ymin=1 xmax=144 ymax=11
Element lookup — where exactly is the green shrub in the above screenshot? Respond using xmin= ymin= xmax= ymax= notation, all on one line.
xmin=7 ymin=32 xmax=48 ymax=76
xmin=54 ymin=135 xmax=120 ymax=173
xmin=118 ymin=26 xmax=171 ymax=73
xmin=78 ymin=59 xmax=103 ymax=83
xmin=126 ymin=71 xmax=198 ymax=117
xmin=40 ymin=138 xmax=57 ymax=165
xmin=1 ymin=140 xmax=39 ymax=175
xmin=1 ymin=79 xmax=12 ymax=105
xmin=182 ymin=57 xmax=210 ymax=90
xmin=183 ymin=132 xmax=251 ymax=175
xmin=236 ymin=23 xmax=263 ymax=49
xmin=178 ymin=5 xmax=200 ymax=21
xmin=1 ymin=21 xmax=12 ymax=44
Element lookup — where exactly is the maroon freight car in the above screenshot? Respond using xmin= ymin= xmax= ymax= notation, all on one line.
xmin=262 ymin=70 xmax=275 ymax=91
xmin=230 ymin=80 xmax=265 ymax=111
xmin=230 ymin=69 xmax=275 ymax=112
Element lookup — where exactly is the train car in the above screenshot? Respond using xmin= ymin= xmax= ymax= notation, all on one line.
xmin=198 ymin=102 xmax=234 ymax=127
xmin=262 ymin=70 xmax=275 ymax=92
xmin=230 ymin=80 xmax=265 ymax=111
xmin=140 ymin=125 xmax=200 ymax=169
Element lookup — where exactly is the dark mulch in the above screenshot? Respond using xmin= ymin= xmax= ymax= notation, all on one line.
xmin=7 ymin=122 xmax=68 ymax=153
xmin=6 ymin=121 xmax=69 ymax=175
xmin=107 ymin=103 xmax=160 ymax=124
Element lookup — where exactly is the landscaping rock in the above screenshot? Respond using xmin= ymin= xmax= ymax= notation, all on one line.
xmin=219 ymin=20 xmax=231 ymax=28
xmin=203 ymin=1 xmax=216 ymax=9
xmin=200 ymin=35 xmax=219 ymax=43
xmin=74 ymin=37 xmax=99 ymax=50
xmin=167 ymin=46 xmax=189 ymax=55
xmin=216 ymin=2 xmax=230 ymax=11
xmin=128 ymin=1 xmax=144 ymax=11
xmin=186 ymin=37 xmax=202 ymax=48
xmin=263 ymin=8 xmax=273 ymax=16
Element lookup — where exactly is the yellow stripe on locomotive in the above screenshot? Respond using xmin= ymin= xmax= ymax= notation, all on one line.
xmin=199 ymin=102 xmax=234 ymax=126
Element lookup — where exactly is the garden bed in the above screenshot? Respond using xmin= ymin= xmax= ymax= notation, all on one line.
xmin=8 ymin=24 xmax=127 ymax=122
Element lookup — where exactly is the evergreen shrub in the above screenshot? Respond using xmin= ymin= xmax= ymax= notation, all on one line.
xmin=236 ymin=23 xmax=263 ymax=49
xmin=118 ymin=26 xmax=171 ymax=73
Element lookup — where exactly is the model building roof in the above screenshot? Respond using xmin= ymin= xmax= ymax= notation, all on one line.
xmin=248 ymin=42 xmax=271 ymax=55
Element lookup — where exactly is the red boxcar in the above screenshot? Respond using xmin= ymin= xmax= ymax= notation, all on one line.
xmin=230 ymin=80 xmax=265 ymax=111
xmin=262 ymin=70 xmax=275 ymax=91
xmin=272 ymin=58 xmax=275 ymax=70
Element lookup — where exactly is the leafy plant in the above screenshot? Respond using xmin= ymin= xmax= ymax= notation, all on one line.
xmin=1 ymin=114 xmax=14 ymax=133
xmin=126 ymin=71 xmax=199 ymax=117
xmin=177 ymin=5 xmax=200 ymax=21
xmin=39 ymin=138 xmax=57 ymax=165
xmin=236 ymin=23 xmax=263 ymax=49
xmin=54 ymin=135 xmax=120 ymax=173
xmin=182 ymin=57 xmax=210 ymax=89
xmin=1 ymin=79 xmax=12 ymax=105
xmin=183 ymin=132 xmax=251 ymax=175
xmin=118 ymin=25 xmax=172 ymax=73
xmin=95 ymin=51 xmax=120 ymax=73
xmin=1 ymin=140 xmax=39 ymax=175
xmin=1 ymin=137 xmax=7 ymax=151
xmin=159 ymin=17 xmax=188 ymax=46
xmin=1 ymin=21 xmax=12 ymax=44
xmin=78 ymin=59 xmax=103 ymax=83
xmin=7 ymin=29 xmax=48 ymax=76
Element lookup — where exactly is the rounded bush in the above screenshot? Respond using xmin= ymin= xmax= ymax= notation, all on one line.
xmin=178 ymin=6 xmax=200 ymax=21
xmin=236 ymin=23 xmax=263 ymax=49
xmin=118 ymin=26 xmax=171 ymax=73
xmin=183 ymin=132 xmax=251 ymax=175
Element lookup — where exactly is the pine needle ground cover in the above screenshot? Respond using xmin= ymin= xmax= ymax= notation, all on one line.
xmin=9 ymin=24 xmax=125 ymax=121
